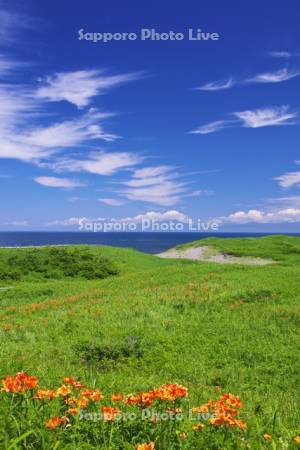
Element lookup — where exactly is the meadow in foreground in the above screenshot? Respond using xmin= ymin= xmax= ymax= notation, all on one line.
xmin=0 ymin=236 xmax=299 ymax=449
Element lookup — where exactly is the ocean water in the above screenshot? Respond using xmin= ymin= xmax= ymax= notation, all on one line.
xmin=0 ymin=232 xmax=298 ymax=254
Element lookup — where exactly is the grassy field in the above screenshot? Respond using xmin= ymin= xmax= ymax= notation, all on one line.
xmin=0 ymin=236 xmax=299 ymax=449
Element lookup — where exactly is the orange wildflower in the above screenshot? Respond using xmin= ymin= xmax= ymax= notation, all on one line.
xmin=34 ymin=389 xmax=57 ymax=400
xmin=65 ymin=396 xmax=77 ymax=405
xmin=63 ymin=377 xmax=85 ymax=389
xmin=80 ymin=389 xmax=102 ymax=401
xmin=45 ymin=416 xmax=63 ymax=430
xmin=178 ymin=432 xmax=187 ymax=440
xmin=67 ymin=408 xmax=78 ymax=415
xmin=233 ymin=419 xmax=247 ymax=430
xmin=2 ymin=372 xmax=38 ymax=393
xmin=192 ymin=405 xmax=210 ymax=414
xmin=76 ymin=398 xmax=89 ymax=408
xmin=219 ymin=393 xmax=243 ymax=409
xmin=101 ymin=406 xmax=120 ymax=421
xmin=264 ymin=434 xmax=273 ymax=441
xmin=295 ymin=436 xmax=300 ymax=445
xmin=56 ymin=385 xmax=71 ymax=397
xmin=111 ymin=393 xmax=123 ymax=402
xmin=125 ymin=392 xmax=155 ymax=408
xmin=154 ymin=384 xmax=188 ymax=401
xmin=192 ymin=422 xmax=205 ymax=431
xmin=136 ymin=443 xmax=155 ymax=450
xmin=64 ymin=377 xmax=76 ymax=384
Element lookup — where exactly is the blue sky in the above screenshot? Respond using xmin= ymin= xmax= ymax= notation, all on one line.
xmin=1 ymin=0 xmax=300 ymax=231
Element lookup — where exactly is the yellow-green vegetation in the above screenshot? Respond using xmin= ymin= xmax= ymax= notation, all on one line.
xmin=0 ymin=236 xmax=299 ymax=449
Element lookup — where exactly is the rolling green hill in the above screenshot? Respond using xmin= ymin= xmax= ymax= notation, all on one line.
xmin=0 ymin=237 xmax=299 ymax=449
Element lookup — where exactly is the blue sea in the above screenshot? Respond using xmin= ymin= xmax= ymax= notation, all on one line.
xmin=0 ymin=232 xmax=299 ymax=254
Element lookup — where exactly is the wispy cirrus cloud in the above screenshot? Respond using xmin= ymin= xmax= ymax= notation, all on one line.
xmin=34 ymin=176 xmax=85 ymax=189
xmin=17 ymin=109 xmax=118 ymax=148
xmin=36 ymin=69 xmax=142 ymax=108
xmin=234 ymin=106 xmax=297 ymax=128
xmin=0 ymin=82 xmax=40 ymax=130
xmin=0 ymin=104 xmax=118 ymax=161
xmin=268 ymin=51 xmax=292 ymax=59
xmin=189 ymin=120 xmax=233 ymax=135
xmin=196 ymin=77 xmax=235 ymax=91
xmin=0 ymin=53 xmax=140 ymax=167
xmin=98 ymin=198 xmax=126 ymax=206
xmin=196 ymin=63 xmax=300 ymax=93
xmin=274 ymin=171 xmax=300 ymax=189
xmin=50 ymin=151 xmax=142 ymax=176
xmin=247 ymin=67 xmax=300 ymax=84
xmin=268 ymin=195 xmax=300 ymax=207
xmin=118 ymin=165 xmax=188 ymax=206
xmin=190 ymin=106 xmax=298 ymax=135
xmin=0 ymin=54 xmax=24 ymax=75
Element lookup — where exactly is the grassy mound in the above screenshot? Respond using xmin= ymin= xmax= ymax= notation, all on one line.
xmin=176 ymin=234 xmax=300 ymax=263
xmin=0 ymin=246 xmax=119 ymax=281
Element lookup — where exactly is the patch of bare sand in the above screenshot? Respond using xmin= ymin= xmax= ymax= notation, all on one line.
xmin=156 ymin=246 xmax=275 ymax=266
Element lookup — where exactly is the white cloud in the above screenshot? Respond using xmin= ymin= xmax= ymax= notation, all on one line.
xmin=52 ymin=151 xmax=141 ymax=176
xmin=18 ymin=109 xmax=118 ymax=148
xmin=225 ymin=208 xmax=300 ymax=224
xmin=120 ymin=210 xmax=189 ymax=223
xmin=268 ymin=51 xmax=292 ymax=59
xmin=119 ymin=165 xmax=187 ymax=206
xmin=268 ymin=195 xmax=300 ymax=207
xmin=196 ymin=77 xmax=235 ymax=91
xmin=0 ymin=60 xmax=138 ymax=164
xmin=123 ymin=175 xmax=170 ymax=187
xmin=47 ymin=217 xmax=93 ymax=227
xmin=0 ymin=105 xmax=119 ymax=162
xmin=247 ymin=68 xmax=300 ymax=84
xmin=34 ymin=176 xmax=85 ymax=189
xmin=274 ymin=171 xmax=300 ymax=188
xmin=98 ymin=198 xmax=125 ymax=206
xmin=234 ymin=106 xmax=297 ymax=128
xmin=0 ymin=84 xmax=39 ymax=130
xmin=194 ymin=63 xmax=299 ymax=94
xmin=132 ymin=166 xmax=174 ymax=179
xmin=191 ymin=106 xmax=298 ymax=135
xmin=121 ymin=183 xmax=185 ymax=206
xmin=117 ymin=166 xmax=210 ymax=206
xmin=46 ymin=210 xmax=189 ymax=227
xmin=36 ymin=69 xmax=141 ymax=108
xmin=0 ymin=55 xmax=21 ymax=75
xmin=189 ymin=120 xmax=232 ymax=135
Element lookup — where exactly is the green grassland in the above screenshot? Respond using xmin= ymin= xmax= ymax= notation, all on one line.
xmin=0 ymin=236 xmax=299 ymax=449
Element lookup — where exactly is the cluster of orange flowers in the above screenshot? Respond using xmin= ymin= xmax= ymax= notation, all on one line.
xmin=4 ymin=371 xmax=299 ymax=448
xmin=46 ymin=416 xmax=69 ymax=430
xmin=192 ymin=393 xmax=246 ymax=430
xmin=126 ymin=383 xmax=188 ymax=408
xmin=1 ymin=373 xmax=189 ymax=433
xmin=1 ymin=371 xmax=38 ymax=393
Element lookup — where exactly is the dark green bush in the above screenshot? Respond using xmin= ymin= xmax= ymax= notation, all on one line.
xmin=0 ymin=247 xmax=119 ymax=281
